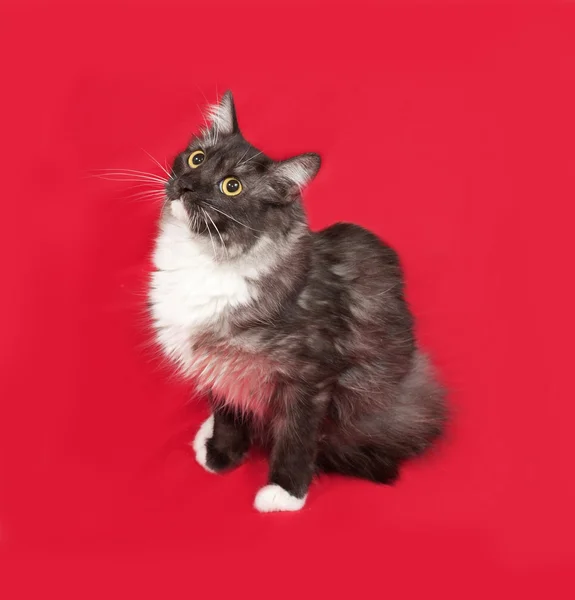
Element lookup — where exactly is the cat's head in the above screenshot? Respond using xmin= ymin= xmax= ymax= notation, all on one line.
xmin=165 ymin=91 xmax=320 ymax=255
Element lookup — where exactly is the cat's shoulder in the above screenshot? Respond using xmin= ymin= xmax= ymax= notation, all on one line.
xmin=315 ymin=221 xmax=388 ymax=246
xmin=313 ymin=222 xmax=400 ymax=266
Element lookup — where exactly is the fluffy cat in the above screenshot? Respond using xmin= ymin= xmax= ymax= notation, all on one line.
xmin=148 ymin=92 xmax=446 ymax=512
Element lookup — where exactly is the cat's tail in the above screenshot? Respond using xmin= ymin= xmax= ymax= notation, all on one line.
xmin=317 ymin=351 xmax=447 ymax=484
xmin=316 ymin=443 xmax=402 ymax=484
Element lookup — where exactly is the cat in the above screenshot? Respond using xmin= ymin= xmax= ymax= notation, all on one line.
xmin=148 ymin=91 xmax=446 ymax=512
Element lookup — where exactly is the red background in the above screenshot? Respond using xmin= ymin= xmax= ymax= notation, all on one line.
xmin=1 ymin=1 xmax=574 ymax=598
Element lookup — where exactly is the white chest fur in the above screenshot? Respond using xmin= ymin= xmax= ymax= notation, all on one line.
xmin=148 ymin=203 xmax=274 ymax=411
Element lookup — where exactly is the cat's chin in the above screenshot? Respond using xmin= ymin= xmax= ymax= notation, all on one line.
xmin=170 ymin=198 xmax=189 ymax=222
xmin=169 ymin=199 xmax=206 ymax=236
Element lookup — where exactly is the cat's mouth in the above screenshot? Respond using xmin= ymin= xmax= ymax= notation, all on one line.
xmin=170 ymin=198 xmax=213 ymax=235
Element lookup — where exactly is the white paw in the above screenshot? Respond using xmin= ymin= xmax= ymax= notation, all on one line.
xmin=191 ymin=415 xmax=215 ymax=473
xmin=254 ymin=484 xmax=307 ymax=513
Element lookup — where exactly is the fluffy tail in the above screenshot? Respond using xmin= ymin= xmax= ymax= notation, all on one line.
xmin=316 ymin=443 xmax=401 ymax=484
xmin=317 ymin=351 xmax=446 ymax=484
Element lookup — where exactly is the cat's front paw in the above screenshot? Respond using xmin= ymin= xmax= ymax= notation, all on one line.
xmin=192 ymin=414 xmax=248 ymax=473
xmin=254 ymin=484 xmax=307 ymax=513
xmin=192 ymin=415 xmax=216 ymax=473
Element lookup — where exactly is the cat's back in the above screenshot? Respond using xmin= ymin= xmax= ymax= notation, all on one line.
xmin=312 ymin=222 xmax=404 ymax=290
xmin=310 ymin=223 xmax=415 ymax=378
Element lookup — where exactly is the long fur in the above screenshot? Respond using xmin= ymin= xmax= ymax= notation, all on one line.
xmin=148 ymin=92 xmax=446 ymax=511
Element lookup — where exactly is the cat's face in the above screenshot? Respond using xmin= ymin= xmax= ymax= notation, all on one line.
xmin=165 ymin=92 xmax=320 ymax=253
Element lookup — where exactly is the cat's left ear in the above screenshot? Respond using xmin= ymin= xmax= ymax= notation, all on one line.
xmin=204 ymin=91 xmax=239 ymax=139
xmin=273 ymin=153 xmax=321 ymax=190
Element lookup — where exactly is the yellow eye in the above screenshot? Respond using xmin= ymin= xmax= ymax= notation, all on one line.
xmin=219 ymin=177 xmax=242 ymax=197
xmin=188 ymin=150 xmax=205 ymax=168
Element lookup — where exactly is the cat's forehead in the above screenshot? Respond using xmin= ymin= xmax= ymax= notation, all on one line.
xmin=197 ymin=136 xmax=269 ymax=173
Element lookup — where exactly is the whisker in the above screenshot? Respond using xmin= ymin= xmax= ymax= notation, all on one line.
xmin=89 ymin=168 xmax=168 ymax=180
xmin=129 ymin=191 xmax=166 ymax=202
xmin=89 ymin=173 xmax=168 ymax=185
xmin=203 ymin=202 xmax=261 ymax=232
xmin=122 ymin=182 xmax=165 ymax=190
xmin=91 ymin=178 xmax=166 ymax=186
xmin=239 ymin=151 xmax=263 ymax=167
xmin=127 ymin=183 xmax=165 ymax=191
xmin=202 ymin=210 xmax=217 ymax=256
xmin=130 ymin=187 xmax=166 ymax=196
xmin=164 ymin=158 xmax=173 ymax=178
xmin=203 ymin=209 xmax=228 ymax=260
xmin=141 ymin=148 xmax=172 ymax=178
xmin=125 ymin=184 xmax=165 ymax=192
xmin=236 ymin=147 xmax=251 ymax=166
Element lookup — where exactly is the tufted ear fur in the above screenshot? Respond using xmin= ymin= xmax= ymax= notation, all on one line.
xmin=274 ymin=153 xmax=321 ymax=189
xmin=202 ymin=91 xmax=239 ymax=140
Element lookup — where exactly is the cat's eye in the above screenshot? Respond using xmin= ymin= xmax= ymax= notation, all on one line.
xmin=219 ymin=177 xmax=243 ymax=197
xmin=188 ymin=150 xmax=205 ymax=168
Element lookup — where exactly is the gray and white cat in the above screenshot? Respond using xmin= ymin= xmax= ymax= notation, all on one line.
xmin=149 ymin=92 xmax=446 ymax=512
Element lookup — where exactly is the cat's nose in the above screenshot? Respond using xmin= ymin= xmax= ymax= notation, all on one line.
xmin=175 ymin=178 xmax=193 ymax=194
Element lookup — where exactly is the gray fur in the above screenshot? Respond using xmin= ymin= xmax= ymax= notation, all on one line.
xmin=152 ymin=91 xmax=447 ymax=499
